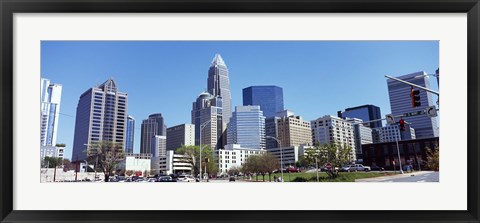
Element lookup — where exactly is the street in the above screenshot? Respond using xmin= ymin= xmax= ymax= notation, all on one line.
xmin=355 ymin=171 xmax=439 ymax=182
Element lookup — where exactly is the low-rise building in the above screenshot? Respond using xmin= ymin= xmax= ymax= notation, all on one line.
xmin=151 ymin=150 xmax=193 ymax=175
xmin=266 ymin=145 xmax=312 ymax=167
xmin=118 ymin=153 xmax=152 ymax=175
xmin=40 ymin=145 xmax=65 ymax=160
xmin=216 ymin=144 xmax=266 ymax=175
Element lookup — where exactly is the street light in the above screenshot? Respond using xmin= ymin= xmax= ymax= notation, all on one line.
xmin=266 ymin=136 xmax=284 ymax=182
xmin=395 ymin=127 xmax=404 ymax=174
xmin=199 ymin=119 xmax=211 ymax=182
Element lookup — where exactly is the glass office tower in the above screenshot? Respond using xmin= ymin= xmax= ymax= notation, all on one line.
xmin=242 ymin=86 xmax=284 ymax=118
xmin=227 ymin=106 xmax=266 ymax=149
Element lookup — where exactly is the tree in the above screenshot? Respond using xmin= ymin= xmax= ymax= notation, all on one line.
xmin=303 ymin=142 xmax=354 ymax=178
xmin=62 ymin=159 xmax=75 ymax=172
xmin=44 ymin=156 xmax=63 ymax=182
xmin=55 ymin=143 xmax=66 ymax=147
xmin=227 ymin=166 xmax=241 ymax=176
xmin=176 ymin=145 xmax=219 ymax=177
xmin=242 ymin=155 xmax=263 ymax=181
xmin=125 ymin=170 xmax=134 ymax=177
xmin=85 ymin=141 xmax=125 ymax=182
xmin=424 ymin=145 xmax=439 ymax=171
xmin=260 ymin=153 xmax=279 ymax=182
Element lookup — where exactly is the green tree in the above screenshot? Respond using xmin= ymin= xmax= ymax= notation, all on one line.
xmin=424 ymin=145 xmax=439 ymax=171
xmin=260 ymin=153 xmax=279 ymax=182
xmin=62 ymin=158 xmax=75 ymax=171
xmin=176 ymin=145 xmax=219 ymax=177
xmin=85 ymin=141 xmax=125 ymax=182
xmin=304 ymin=142 xmax=354 ymax=178
xmin=44 ymin=156 xmax=63 ymax=182
xmin=227 ymin=166 xmax=241 ymax=176
xmin=242 ymin=155 xmax=262 ymax=181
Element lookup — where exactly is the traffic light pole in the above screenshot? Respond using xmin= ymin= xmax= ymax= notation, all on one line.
xmin=385 ymin=75 xmax=439 ymax=96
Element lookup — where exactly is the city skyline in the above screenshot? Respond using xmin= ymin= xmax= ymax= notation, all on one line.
xmin=41 ymin=41 xmax=439 ymax=159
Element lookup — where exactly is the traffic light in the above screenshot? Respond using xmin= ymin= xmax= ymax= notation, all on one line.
xmin=399 ymin=119 xmax=405 ymax=131
xmin=410 ymin=87 xmax=421 ymax=107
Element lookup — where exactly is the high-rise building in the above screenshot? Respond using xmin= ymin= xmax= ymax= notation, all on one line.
xmin=373 ymin=124 xmax=416 ymax=143
xmin=151 ymin=135 xmax=167 ymax=157
xmin=345 ymin=118 xmax=373 ymax=160
xmin=207 ymin=54 xmax=232 ymax=128
xmin=338 ymin=104 xmax=382 ymax=128
xmin=387 ymin=71 xmax=439 ymax=138
xmin=242 ymin=86 xmax=284 ymax=118
xmin=311 ymin=115 xmax=356 ymax=161
xmin=191 ymin=91 xmax=224 ymax=150
xmin=72 ymin=78 xmax=128 ymax=161
xmin=125 ymin=115 xmax=135 ymax=153
xmin=265 ymin=117 xmax=280 ymax=149
xmin=227 ymin=106 xmax=266 ymax=149
xmin=166 ymin=124 xmax=195 ymax=151
xmin=40 ymin=78 xmax=62 ymax=146
xmin=140 ymin=113 xmax=167 ymax=155
xmin=275 ymin=110 xmax=312 ymax=148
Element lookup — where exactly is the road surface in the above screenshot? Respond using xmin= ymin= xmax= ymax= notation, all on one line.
xmin=355 ymin=171 xmax=439 ymax=182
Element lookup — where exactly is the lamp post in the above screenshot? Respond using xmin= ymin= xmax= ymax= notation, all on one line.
xmin=395 ymin=129 xmax=404 ymax=174
xmin=199 ymin=119 xmax=211 ymax=182
xmin=266 ymin=136 xmax=283 ymax=182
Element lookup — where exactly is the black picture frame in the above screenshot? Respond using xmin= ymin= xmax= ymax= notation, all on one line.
xmin=1 ymin=0 xmax=479 ymax=222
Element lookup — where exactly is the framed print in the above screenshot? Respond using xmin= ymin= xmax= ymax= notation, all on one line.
xmin=1 ymin=0 xmax=479 ymax=222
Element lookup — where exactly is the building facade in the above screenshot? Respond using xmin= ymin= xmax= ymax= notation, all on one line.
xmin=242 ymin=85 xmax=284 ymax=118
xmin=275 ymin=110 xmax=312 ymax=148
xmin=207 ymin=54 xmax=232 ymax=127
xmin=125 ymin=115 xmax=135 ymax=153
xmin=266 ymin=145 xmax=312 ymax=167
xmin=216 ymin=144 xmax=265 ymax=175
xmin=140 ymin=113 xmax=167 ymax=155
xmin=372 ymin=124 xmax=416 ymax=143
xmin=311 ymin=115 xmax=356 ymax=161
xmin=346 ymin=118 xmax=373 ymax=160
xmin=166 ymin=124 xmax=195 ymax=151
xmin=265 ymin=116 xmax=280 ymax=149
xmin=338 ymin=104 xmax=382 ymax=128
xmin=41 ymin=78 xmax=62 ymax=146
xmin=191 ymin=91 xmax=224 ymax=150
xmin=40 ymin=145 xmax=65 ymax=160
xmin=387 ymin=71 xmax=439 ymax=138
xmin=151 ymin=135 xmax=167 ymax=157
xmin=362 ymin=137 xmax=439 ymax=170
xmin=151 ymin=150 xmax=193 ymax=175
xmin=72 ymin=78 xmax=128 ymax=161
xmin=227 ymin=106 xmax=266 ymax=149
xmin=118 ymin=153 xmax=152 ymax=175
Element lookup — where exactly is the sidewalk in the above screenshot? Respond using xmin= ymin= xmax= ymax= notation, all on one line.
xmin=355 ymin=171 xmax=433 ymax=182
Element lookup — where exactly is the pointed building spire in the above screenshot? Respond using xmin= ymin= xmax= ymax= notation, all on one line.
xmin=210 ymin=54 xmax=226 ymax=67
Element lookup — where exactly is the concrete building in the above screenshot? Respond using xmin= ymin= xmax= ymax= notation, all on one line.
xmin=166 ymin=124 xmax=195 ymax=151
xmin=346 ymin=118 xmax=373 ymax=161
xmin=41 ymin=78 xmax=62 ymax=147
xmin=266 ymin=145 xmax=312 ymax=167
xmin=227 ymin=106 xmax=266 ymax=149
xmin=118 ymin=153 xmax=152 ymax=174
xmin=242 ymin=85 xmax=284 ymax=118
xmin=191 ymin=91 xmax=224 ymax=150
xmin=40 ymin=145 xmax=65 ymax=160
xmin=151 ymin=135 xmax=167 ymax=157
xmin=338 ymin=104 xmax=382 ymax=128
xmin=125 ymin=115 xmax=135 ymax=154
xmin=140 ymin=113 xmax=167 ymax=155
xmin=311 ymin=115 xmax=356 ymax=161
xmin=151 ymin=150 xmax=193 ymax=175
xmin=72 ymin=78 xmax=128 ymax=161
xmin=216 ymin=144 xmax=266 ymax=175
xmin=387 ymin=71 xmax=439 ymax=138
xmin=373 ymin=124 xmax=416 ymax=143
xmin=275 ymin=110 xmax=312 ymax=148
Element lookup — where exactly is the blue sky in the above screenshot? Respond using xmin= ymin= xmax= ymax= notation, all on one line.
xmin=41 ymin=41 xmax=439 ymax=160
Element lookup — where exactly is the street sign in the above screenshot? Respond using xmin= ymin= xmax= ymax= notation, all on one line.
xmin=325 ymin=163 xmax=332 ymax=170
xmin=386 ymin=114 xmax=395 ymax=125
xmin=426 ymin=106 xmax=438 ymax=117
xmin=403 ymin=110 xmax=425 ymax=117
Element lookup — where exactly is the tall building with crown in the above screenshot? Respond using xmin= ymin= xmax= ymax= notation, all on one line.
xmin=191 ymin=91 xmax=224 ymax=150
xmin=140 ymin=113 xmax=167 ymax=155
xmin=72 ymin=78 xmax=128 ymax=161
xmin=207 ymin=54 xmax=232 ymax=128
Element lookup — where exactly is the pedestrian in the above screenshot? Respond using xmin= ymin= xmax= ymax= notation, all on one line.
xmin=274 ymin=175 xmax=277 ymax=182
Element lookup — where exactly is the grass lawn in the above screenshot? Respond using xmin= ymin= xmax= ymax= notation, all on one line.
xmin=244 ymin=171 xmax=396 ymax=182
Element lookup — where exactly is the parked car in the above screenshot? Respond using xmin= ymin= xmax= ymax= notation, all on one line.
xmin=177 ymin=175 xmax=195 ymax=182
xmin=371 ymin=165 xmax=385 ymax=171
xmin=286 ymin=166 xmax=301 ymax=173
xmin=157 ymin=176 xmax=176 ymax=182
xmin=341 ymin=164 xmax=371 ymax=172
xmin=229 ymin=176 xmax=236 ymax=182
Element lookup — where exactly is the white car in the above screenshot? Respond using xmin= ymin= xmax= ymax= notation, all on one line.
xmin=342 ymin=164 xmax=371 ymax=172
xmin=177 ymin=175 xmax=195 ymax=182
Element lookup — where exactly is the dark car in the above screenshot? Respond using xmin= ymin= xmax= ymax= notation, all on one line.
xmin=229 ymin=176 xmax=235 ymax=182
xmin=157 ymin=176 xmax=176 ymax=182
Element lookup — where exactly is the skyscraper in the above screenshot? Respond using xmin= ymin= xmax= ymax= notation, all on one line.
xmin=338 ymin=104 xmax=382 ymax=128
xmin=242 ymin=86 xmax=284 ymax=118
xmin=311 ymin=115 xmax=356 ymax=161
xmin=166 ymin=124 xmax=195 ymax=151
xmin=387 ymin=71 xmax=439 ymax=138
xmin=207 ymin=54 xmax=232 ymax=127
xmin=125 ymin=115 xmax=135 ymax=154
xmin=41 ymin=78 xmax=62 ymax=146
xmin=72 ymin=78 xmax=128 ymax=161
xmin=191 ymin=91 xmax=224 ymax=150
xmin=151 ymin=135 xmax=167 ymax=157
xmin=227 ymin=105 xmax=266 ymax=149
xmin=140 ymin=113 xmax=167 ymax=155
